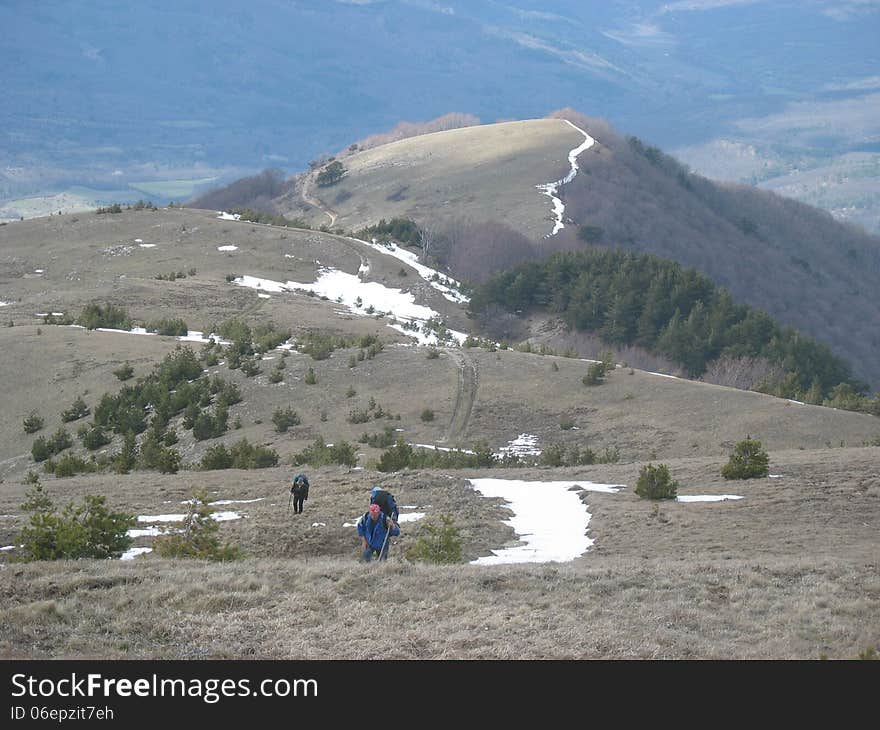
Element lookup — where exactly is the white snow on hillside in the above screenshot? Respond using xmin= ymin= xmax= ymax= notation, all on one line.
xmin=217 ymin=211 xmax=241 ymax=221
xmin=217 ymin=245 xmax=238 ymax=251
xmin=121 ymin=547 xmax=153 ymax=560
xmin=495 ymin=433 xmax=541 ymax=459
xmin=137 ymin=511 xmax=242 ymax=523
xmin=470 ymin=478 xmax=745 ymax=564
xmin=411 ymin=443 xmax=476 ymax=455
xmin=676 ymin=495 xmax=743 ymax=503
xmin=648 ymin=371 xmax=681 ymax=380
xmin=469 ymin=478 xmax=623 ymax=565
xmin=359 ymin=238 xmax=469 ymax=303
xmin=536 ymin=119 xmax=595 ymax=236
xmin=233 ymin=269 xmax=468 ymax=346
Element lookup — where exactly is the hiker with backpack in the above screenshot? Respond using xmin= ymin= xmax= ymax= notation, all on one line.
xmin=370 ymin=486 xmax=399 ymax=526
xmin=358 ymin=503 xmax=400 ymax=562
xmin=289 ymin=473 xmax=310 ymax=514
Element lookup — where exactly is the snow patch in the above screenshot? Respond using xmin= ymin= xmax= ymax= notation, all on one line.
xmin=233 ymin=269 xmax=469 ymax=346
xmin=536 ymin=119 xmax=595 ymax=236
xmin=676 ymin=495 xmax=744 ymax=503
xmin=359 ymin=238 xmax=468 ymax=303
xmin=217 ymin=211 xmax=241 ymax=221
xmin=495 ymin=433 xmax=541 ymax=459
xmin=217 ymin=245 xmax=238 ymax=251
xmin=411 ymin=443 xmax=476 ymax=454
xmin=469 ymin=478 xmax=621 ymax=565
xmin=137 ymin=511 xmax=242 ymax=523
xmin=397 ymin=512 xmax=425 ymax=523
xmin=120 ymin=547 xmax=152 ymax=560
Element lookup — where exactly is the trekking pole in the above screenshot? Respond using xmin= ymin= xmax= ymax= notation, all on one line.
xmin=380 ymin=517 xmax=392 ymax=561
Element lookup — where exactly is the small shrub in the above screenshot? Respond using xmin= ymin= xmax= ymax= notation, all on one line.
xmin=152 ymin=489 xmax=243 ymax=561
xmin=293 ymin=437 xmax=357 ymax=468
xmin=272 ymin=407 xmax=301 ymax=433
xmin=420 ymin=408 xmax=435 ymax=422
xmin=47 ymin=452 xmax=98 ymax=478
xmin=80 ymin=425 xmax=111 ymax=450
xmin=346 ymin=386 xmax=357 ymax=398
xmin=61 ymin=396 xmax=90 ymax=423
xmin=76 ymin=302 xmax=131 ymax=331
xmin=359 ymin=426 xmax=397 ymax=448
xmin=149 ymin=318 xmax=188 ymax=337
xmin=304 ymin=367 xmax=317 ymax=385
xmin=722 ymin=436 xmax=770 ymax=479
xmin=582 ymin=362 xmax=606 ymax=386
xmin=268 ymin=369 xmax=283 ymax=383
xmin=17 ymin=484 xmax=134 ymax=561
xmin=348 ymin=408 xmax=371 ymax=424
xmin=23 ymin=412 xmax=44 ymax=434
xmin=137 ymin=433 xmax=181 ymax=473
xmin=426 ymin=348 xmax=440 ymax=359
xmin=201 ymin=444 xmax=233 ymax=470
xmin=559 ymin=416 xmax=575 ymax=430
xmin=635 ymin=463 xmax=679 ymax=500
xmin=192 ymin=408 xmax=228 ymax=441
xmin=113 ymin=362 xmax=134 ymax=381
xmin=405 ymin=515 xmax=463 ymax=564
xmin=316 ymin=160 xmax=345 ymax=187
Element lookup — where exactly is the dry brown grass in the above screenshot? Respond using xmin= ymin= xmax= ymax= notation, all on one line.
xmin=275 ymin=118 xmax=584 ymax=240
xmin=1 ymin=448 xmax=877 ymax=660
xmin=0 ymin=207 xmax=877 ymax=660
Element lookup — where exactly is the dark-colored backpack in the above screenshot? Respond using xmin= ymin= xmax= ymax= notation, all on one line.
xmin=370 ymin=489 xmax=397 ymax=519
xmin=291 ymin=474 xmax=309 ymax=498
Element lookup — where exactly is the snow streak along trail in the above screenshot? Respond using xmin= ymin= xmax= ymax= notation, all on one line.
xmin=536 ymin=119 xmax=595 ymax=237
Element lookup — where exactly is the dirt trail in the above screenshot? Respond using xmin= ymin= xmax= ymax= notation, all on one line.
xmin=301 ymin=173 xmax=337 ymax=228
xmin=442 ymin=350 xmax=478 ymax=444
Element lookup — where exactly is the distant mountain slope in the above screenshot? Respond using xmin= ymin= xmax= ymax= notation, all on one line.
xmin=551 ymin=111 xmax=880 ymax=389
xmin=1 ymin=207 xmax=877 ymax=482
xmin=193 ymin=111 xmax=880 ymax=387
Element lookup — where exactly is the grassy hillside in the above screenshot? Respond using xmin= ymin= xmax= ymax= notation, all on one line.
xmin=272 ymin=118 xmax=585 ymax=241
xmin=1 ymin=447 xmax=878 ymax=659
xmin=228 ymin=111 xmax=879 ymax=389
xmin=1 ymin=208 xmax=877 ymax=660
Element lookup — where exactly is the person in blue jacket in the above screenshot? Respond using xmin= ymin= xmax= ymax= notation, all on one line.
xmin=357 ymin=503 xmax=400 ymax=562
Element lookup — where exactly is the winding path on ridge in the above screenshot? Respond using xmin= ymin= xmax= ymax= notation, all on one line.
xmin=442 ymin=349 xmax=478 ymax=445
xmin=301 ymin=173 xmax=337 ymax=228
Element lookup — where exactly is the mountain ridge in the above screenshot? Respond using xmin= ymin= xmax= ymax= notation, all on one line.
xmin=192 ymin=113 xmax=880 ymax=389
